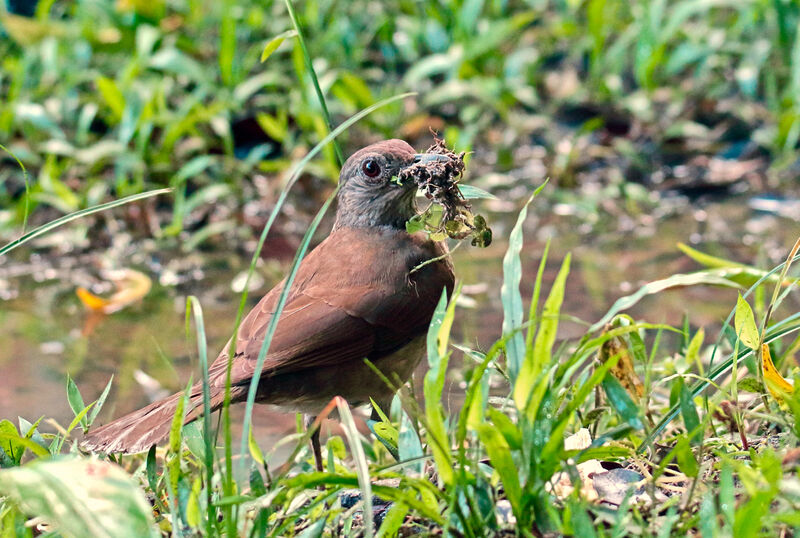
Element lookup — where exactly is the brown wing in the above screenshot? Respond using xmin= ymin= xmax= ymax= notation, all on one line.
xmin=207 ymin=227 xmax=454 ymax=389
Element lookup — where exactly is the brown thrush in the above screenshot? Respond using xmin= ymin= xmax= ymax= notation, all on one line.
xmin=81 ymin=139 xmax=456 ymax=469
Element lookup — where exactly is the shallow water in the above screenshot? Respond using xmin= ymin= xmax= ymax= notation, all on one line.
xmin=1 ymin=194 xmax=799 ymax=458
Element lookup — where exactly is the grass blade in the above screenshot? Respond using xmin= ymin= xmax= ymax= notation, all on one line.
xmin=423 ymin=290 xmax=457 ymax=486
xmin=185 ymin=297 xmax=215 ymax=537
xmin=590 ymin=270 xmax=741 ymax=333
xmin=502 ymin=183 xmax=547 ymax=382
xmin=0 ymin=143 xmax=29 ymax=235
xmin=0 ymin=188 xmax=171 ymax=256
xmin=515 ymin=253 xmax=571 ymax=418
xmin=261 ymin=29 xmax=297 ymax=63
xmin=284 ymin=0 xmax=344 ymax=166
xmin=336 ymin=397 xmax=373 ymax=537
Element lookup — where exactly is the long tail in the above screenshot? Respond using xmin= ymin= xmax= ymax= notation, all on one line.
xmin=81 ymin=383 xmax=234 ymax=454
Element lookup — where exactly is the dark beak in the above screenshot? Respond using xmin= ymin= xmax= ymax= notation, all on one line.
xmin=413 ymin=153 xmax=452 ymax=164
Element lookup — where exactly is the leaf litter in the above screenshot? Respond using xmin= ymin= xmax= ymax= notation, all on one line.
xmin=401 ymin=136 xmax=493 ymax=248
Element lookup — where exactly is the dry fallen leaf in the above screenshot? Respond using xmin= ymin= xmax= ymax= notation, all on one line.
xmin=598 ymin=324 xmax=644 ymax=402
xmin=547 ymin=428 xmax=604 ymax=502
xmin=77 ymin=269 xmax=152 ymax=314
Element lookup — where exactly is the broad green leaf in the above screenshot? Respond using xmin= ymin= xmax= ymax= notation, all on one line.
xmin=502 ymin=189 xmax=541 ymax=381
xmin=149 ymin=48 xmax=206 ymax=82
xmin=735 ymin=294 xmax=760 ymax=350
xmin=675 ymin=435 xmax=698 ymax=477
xmin=185 ymin=477 xmax=202 ymax=529
xmin=248 ymin=426 xmax=264 ymax=466
xmin=699 ymin=493 xmax=718 ymax=537
xmin=369 ymin=397 xmax=391 ymax=423
xmin=298 ymin=518 xmax=327 ymax=538
xmin=18 ymin=416 xmax=47 ymax=451
xmin=477 ymin=424 xmax=522 ymax=518
xmin=0 ymin=420 xmax=48 ymax=463
xmin=88 ymin=376 xmax=114 ymax=426
xmin=737 ymin=376 xmax=765 ymax=394
xmin=333 ymin=71 xmax=374 ymax=109
xmin=96 ymin=77 xmax=125 ymax=120
xmin=66 ymin=375 xmax=86 ymax=428
xmin=326 ymin=435 xmax=346 ymax=460
xmin=685 ymin=328 xmax=705 ymax=372
xmin=376 ymin=502 xmax=409 ymax=538
xmin=679 ymin=380 xmax=701 ymax=444
xmin=261 ymin=30 xmax=297 ymax=63
xmin=719 ymin=464 xmax=734 ymax=528
xmin=526 ymin=239 xmax=551 ymax=350
xmin=458 ymin=184 xmax=497 ymax=200
xmin=602 ymin=375 xmax=645 ymax=430
xmin=436 ymin=287 xmax=457 ymax=358
xmin=398 ymin=410 xmax=424 ymax=476
xmin=487 ymin=407 xmax=522 ymax=450
xmin=464 ymin=358 xmax=489 ymax=432
xmin=256 ymin=111 xmax=288 ymax=142
xmin=66 ymin=402 xmax=95 ymax=435
xmin=515 ymin=253 xmax=570 ymax=413
xmin=371 ymin=422 xmax=399 ymax=448
xmin=405 ymin=215 xmax=426 ymax=234
xmin=219 ymin=8 xmax=236 ymax=86
xmin=169 ymin=388 xmax=188 ymax=454
xmin=146 ymin=446 xmax=158 ymax=493
xmin=182 ymin=422 xmax=206 ymax=461
xmin=250 ymin=466 xmax=267 ymax=497
xmin=423 ymin=290 xmax=455 ymax=485
xmin=367 ymin=420 xmax=399 ymax=461
xmin=166 ymin=382 xmax=191 ymax=507
xmin=569 ymin=500 xmax=597 ymax=538
xmin=0 ymin=458 xmax=157 ymax=537
xmin=173 ymin=155 xmax=215 ymax=186
xmin=734 ymin=491 xmax=771 ymax=537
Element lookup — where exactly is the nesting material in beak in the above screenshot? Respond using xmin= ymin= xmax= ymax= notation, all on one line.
xmin=399 ymin=136 xmax=492 ymax=248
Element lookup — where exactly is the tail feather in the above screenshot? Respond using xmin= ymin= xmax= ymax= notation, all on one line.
xmin=81 ymin=383 xmax=230 ymax=454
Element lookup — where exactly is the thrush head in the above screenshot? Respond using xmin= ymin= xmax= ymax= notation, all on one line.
xmin=334 ymin=139 xmax=450 ymax=229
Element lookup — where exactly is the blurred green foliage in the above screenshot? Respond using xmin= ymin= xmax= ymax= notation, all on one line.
xmin=1 ymin=0 xmax=800 ymax=235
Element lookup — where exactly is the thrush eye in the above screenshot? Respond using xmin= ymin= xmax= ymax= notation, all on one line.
xmin=362 ymin=159 xmax=381 ymax=178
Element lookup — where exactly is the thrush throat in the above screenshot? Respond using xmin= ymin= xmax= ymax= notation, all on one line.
xmin=333 ymin=188 xmax=418 ymax=230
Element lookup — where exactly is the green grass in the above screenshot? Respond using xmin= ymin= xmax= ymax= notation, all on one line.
xmin=1 ymin=119 xmax=800 ymax=534
xmin=4 ymin=1 xmax=800 ymax=536
xmin=2 ymin=0 xmax=800 ymax=240
xmin=2 ymin=190 xmax=800 ymax=535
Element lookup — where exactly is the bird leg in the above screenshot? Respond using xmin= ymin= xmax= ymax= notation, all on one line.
xmin=305 ymin=414 xmax=324 ymax=472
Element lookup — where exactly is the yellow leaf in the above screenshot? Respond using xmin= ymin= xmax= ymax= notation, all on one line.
xmin=76 ymin=269 xmax=152 ymax=314
xmin=762 ymin=343 xmax=793 ymax=402
xmin=76 ymin=287 xmax=110 ymax=311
